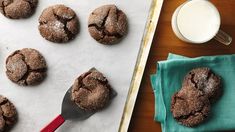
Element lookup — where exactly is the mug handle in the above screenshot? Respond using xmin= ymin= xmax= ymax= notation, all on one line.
xmin=214 ymin=30 xmax=232 ymax=45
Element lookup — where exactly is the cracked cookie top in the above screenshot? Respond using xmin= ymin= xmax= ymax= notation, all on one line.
xmin=38 ymin=4 xmax=79 ymax=43
xmin=183 ymin=67 xmax=222 ymax=102
xmin=6 ymin=48 xmax=47 ymax=86
xmin=88 ymin=4 xmax=128 ymax=45
xmin=0 ymin=0 xmax=38 ymax=19
xmin=71 ymin=68 xmax=110 ymax=111
xmin=171 ymin=85 xmax=210 ymax=127
xmin=0 ymin=95 xmax=17 ymax=131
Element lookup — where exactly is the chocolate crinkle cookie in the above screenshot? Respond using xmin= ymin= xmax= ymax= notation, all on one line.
xmin=6 ymin=48 xmax=47 ymax=86
xmin=0 ymin=95 xmax=17 ymax=131
xmin=38 ymin=4 xmax=79 ymax=43
xmin=171 ymin=86 xmax=210 ymax=127
xmin=183 ymin=67 xmax=222 ymax=102
xmin=0 ymin=0 xmax=38 ymax=19
xmin=171 ymin=67 xmax=223 ymax=127
xmin=71 ymin=68 xmax=111 ymax=111
xmin=88 ymin=4 xmax=128 ymax=45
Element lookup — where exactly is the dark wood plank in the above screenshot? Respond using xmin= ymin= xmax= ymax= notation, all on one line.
xmin=129 ymin=0 xmax=235 ymax=131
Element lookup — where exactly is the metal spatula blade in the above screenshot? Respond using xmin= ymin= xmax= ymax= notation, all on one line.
xmin=61 ymin=87 xmax=94 ymax=120
xmin=40 ymin=86 xmax=117 ymax=132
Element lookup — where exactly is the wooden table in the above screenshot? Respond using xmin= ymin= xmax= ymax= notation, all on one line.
xmin=128 ymin=0 xmax=235 ymax=131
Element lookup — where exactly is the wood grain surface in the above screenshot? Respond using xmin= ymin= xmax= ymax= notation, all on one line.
xmin=128 ymin=0 xmax=235 ymax=131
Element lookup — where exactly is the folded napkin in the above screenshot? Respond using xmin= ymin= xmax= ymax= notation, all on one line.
xmin=151 ymin=53 xmax=235 ymax=132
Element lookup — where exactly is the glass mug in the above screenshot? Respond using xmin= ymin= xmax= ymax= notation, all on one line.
xmin=172 ymin=0 xmax=232 ymax=45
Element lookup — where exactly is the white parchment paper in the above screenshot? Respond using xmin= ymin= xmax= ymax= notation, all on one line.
xmin=0 ymin=0 xmax=152 ymax=131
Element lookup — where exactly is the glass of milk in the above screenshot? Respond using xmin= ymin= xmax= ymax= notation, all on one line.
xmin=172 ymin=0 xmax=232 ymax=45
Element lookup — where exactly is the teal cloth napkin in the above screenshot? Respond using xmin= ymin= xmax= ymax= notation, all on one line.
xmin=151 ymin=53 xmax=235 ymax=132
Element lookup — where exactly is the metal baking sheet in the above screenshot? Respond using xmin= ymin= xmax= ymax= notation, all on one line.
xmin=0 ymin=0 xmax=162 ymax=131
xmin=119 ymin=0 xmax=163 ymax=131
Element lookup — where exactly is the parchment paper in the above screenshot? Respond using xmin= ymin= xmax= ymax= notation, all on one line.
xmin=0 ymin=0 xmax=152 ymax=131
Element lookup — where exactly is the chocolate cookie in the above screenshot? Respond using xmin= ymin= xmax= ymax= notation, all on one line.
xmin=6 ymin=48 xmax=47 ymax=86
xmin=0 ymin=0 xmax=38 ymax=19
xmin=71 ymin=68 xmax=110 ymax=111
xmin=183 ymin=67 xmax=222 ymax=102
xmin=88 ymin=4 xmax=128 ymax=44
xmin=0 ymin=95 xmax=17 ymax=131
xmin=171 ymin=86 xmax=210 ymax=127
xmin=38 ymin=4 xmax=79 ymax=43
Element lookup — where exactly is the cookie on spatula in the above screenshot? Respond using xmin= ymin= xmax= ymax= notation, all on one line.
xmin=71 ymin=68 xmax=111 ymax=111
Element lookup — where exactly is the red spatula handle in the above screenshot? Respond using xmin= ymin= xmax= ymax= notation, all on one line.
xmin=40 ymin=114 xmax=65 ymax=132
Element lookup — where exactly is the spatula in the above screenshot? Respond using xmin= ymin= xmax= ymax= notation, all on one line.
xmin=40 ymin=86 xmax=117 ymax=132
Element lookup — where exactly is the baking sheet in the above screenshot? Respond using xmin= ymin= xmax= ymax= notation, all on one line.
xmin=119 ymin=0 xmax=163 ymax=131
xmin=0 ymin=0 xmax=152 ymax=131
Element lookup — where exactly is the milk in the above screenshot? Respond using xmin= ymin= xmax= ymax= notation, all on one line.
xmin=176 ymin=0 xmax=220 ymax=43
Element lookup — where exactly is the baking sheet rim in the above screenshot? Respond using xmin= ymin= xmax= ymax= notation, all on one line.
xmin=118 ymin=0 xmax=164 ymax=131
